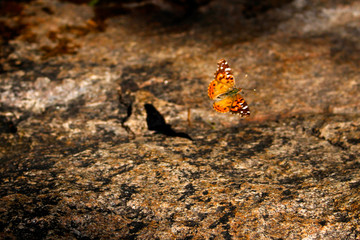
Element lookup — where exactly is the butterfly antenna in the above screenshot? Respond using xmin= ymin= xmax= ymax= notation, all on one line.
xmin=241 ymin=74 xmax=256 ymax=93
xmin=242 ymin=88 xmax=257 ymax=93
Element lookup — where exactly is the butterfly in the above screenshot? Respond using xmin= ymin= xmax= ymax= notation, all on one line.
xmin=208 ymin=59 xmax=251 ymax=117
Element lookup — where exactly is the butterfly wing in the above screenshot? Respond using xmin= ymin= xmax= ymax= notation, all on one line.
xmin=229 ymin=94 xmax=250 ymax=116
xmin=208 ymin=59 xmax=235 ymax=100
xmin=213 ymin=93 xmax=250 ymax=117
xmin=213 ymin=96 xmax=233 ymax=113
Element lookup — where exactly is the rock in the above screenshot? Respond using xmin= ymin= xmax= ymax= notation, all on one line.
xmin=0 ymin=0 xmax=359 ymax=239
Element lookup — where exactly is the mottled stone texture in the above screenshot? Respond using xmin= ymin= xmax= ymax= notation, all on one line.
xmin=1 ymin=0 xmax=359 ymax=239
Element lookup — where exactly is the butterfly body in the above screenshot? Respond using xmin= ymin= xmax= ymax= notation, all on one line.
xmin=208 ymin=59 xmax=250 ymax=117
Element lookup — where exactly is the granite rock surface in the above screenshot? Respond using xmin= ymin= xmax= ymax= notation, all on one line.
xmin=1 ymin=0 xmax=360 ymax=239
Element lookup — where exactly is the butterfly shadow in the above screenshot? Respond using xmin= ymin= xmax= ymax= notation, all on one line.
xmin=144 ymin=104 xmax=192 ymax=140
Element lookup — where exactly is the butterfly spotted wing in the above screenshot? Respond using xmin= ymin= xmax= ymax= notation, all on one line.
xmin=208 ymin=59 xmax=235 ymax=100
xmin=213 ymin=94 xmax=250 ymax=116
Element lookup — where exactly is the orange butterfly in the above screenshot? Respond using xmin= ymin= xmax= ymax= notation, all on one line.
xmin=208 ymin=59 xmax=251 ymax=117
